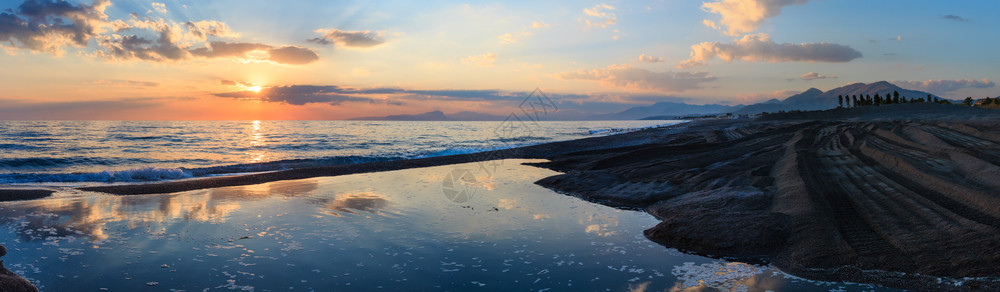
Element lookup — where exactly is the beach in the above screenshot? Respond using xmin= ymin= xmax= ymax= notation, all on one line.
xmin=0 ymin=159 xmax=887 ymax=291
xmin=3 ymin=103 xmax=1000 ymax=290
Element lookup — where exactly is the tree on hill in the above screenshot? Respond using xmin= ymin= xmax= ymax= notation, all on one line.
xmin=838 ymin=95 xmax=843 ymax=108
xmin=893 ymin=91 xmax=900 ymax=104
xmin=964 ymin=97 xmax=974 ymax=106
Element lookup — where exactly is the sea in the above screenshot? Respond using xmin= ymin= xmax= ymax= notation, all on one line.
xmin=0 ymin=120 xmax=905 ymax=291
xmin=0 ymin=120 xmax=680 ymax=186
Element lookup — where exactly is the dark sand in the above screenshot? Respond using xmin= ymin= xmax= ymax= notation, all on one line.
xmin=5 ymin=103 xmax=1000 ymax=290
xmin=532 ymin=103 xmax=1000 ymax=291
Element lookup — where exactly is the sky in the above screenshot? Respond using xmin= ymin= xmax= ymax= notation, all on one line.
xmin=0 ymin=0 xmax=996 ymax=120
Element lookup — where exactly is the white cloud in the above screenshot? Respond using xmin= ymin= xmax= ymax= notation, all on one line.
xmin=583 ymin=4 xmax=617 ymax=29
xmin=638 ymin=54 xmax=664 ymax=63
xmin=800 ymin=72 xmax=835 ymax=80
xmin=151 ymin=2 xmax=167 ymax=14
xmin=678 ymin=33 xmax=862 ymax=68
xmin=891 ymin=79 xmax=995 ymax=94
xmin=701 ymin=0 xmax=808 ymax=36
xmin=461 ymin=53 xmax=496 ymax=67
xmin=498 ymin=31 xmax=534 ymax=45
xmin=553 ymin=64 xmax=715 ymax=93
xmin=531 ymin=21 xmax=550 ymax=29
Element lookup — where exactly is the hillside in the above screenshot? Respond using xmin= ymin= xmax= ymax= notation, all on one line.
xmin=736 ymin=81 xmax=939 ymax=114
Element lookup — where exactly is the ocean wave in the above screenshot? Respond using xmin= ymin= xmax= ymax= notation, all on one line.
xmin=0 ymin=167 xmax=192 ymax=184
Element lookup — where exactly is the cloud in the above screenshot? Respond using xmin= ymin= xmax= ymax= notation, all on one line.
xmin=150 ymin=2 xmax=166 ymax=14
xmin=0 ymin=0 xmax=316 ymax=65
xmin=184 ymin=20 xmax=239 ymax=41
xmin=186 ymin=42 xmax=318 ymax=65
xmin=701 ymin=0 xmax=808 ymax=36
xmin=678 ymin=33 xmax=862 ymax=68
xmin=213 ymin=85 xmax=372 ymax=105
xmin=0 ymin=98 xmax=165 ymax=120
xmin=638 ymin=54 xmax=664 ymax=63
xmin=891 ymin=79 xmax=995 ymax=94
xmin=553 ymin=64 xmax=716 ymax=93
xmin=461 ymin=53 xmax=496 ymax=67
xmin=583 ymin=4 xmax=616 ymax=29
xmin=0 ymin=0 xmax=112 ymax=55
xmin=942 ymin=14 xmax=970 ymax=22
xmin=213 ymin=84 xmax=530 ymax=105
xmin=307 ymin=29 xmax=385 ymax=48
xmin=497 ymin=33 xmax=518 ymax=44
xmin=800 ymin=72 xmax=835 ymax=80
xmin=92 ymin=79 xmax=160 ymax=87
xmin=266 ymin=45 xmax=321 ymax=65
xmin=531 ymin=21 xmax=549 ymax=29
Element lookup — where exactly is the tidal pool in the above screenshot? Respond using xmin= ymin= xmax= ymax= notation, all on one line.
xmin=0 ymin=160 xmax=898 ymax=291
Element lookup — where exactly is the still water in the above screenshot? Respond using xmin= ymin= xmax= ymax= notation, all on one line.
xmin=0 ymin=160 xmax=896 ymax=291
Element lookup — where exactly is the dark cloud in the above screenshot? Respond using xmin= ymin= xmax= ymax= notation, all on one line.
xmin=220 ymin=80 xmax=237 ymax=86
xmin=800 ymin=72 xmax=836 ymax=80
xmin=188 ymin=42 xmax=267 ymax=58
xmin=0 ymin=0 xmax=110 ymax=54
xmin=679 ymin=33 xmax=862 ymax=68
xmin=187 ymin=42 xmax=319 ymax=65
xmin=213 ymin=85 xmax=372 ymax=105
xmin=267 ymin=46 xmax=320 ymax=65
xmin=307 ymin=29 xmax=385 ymax=48
xmin=0 ymin=0 xmax=318 ymax=65
xmin=97 ymin=26 xmax=190 ymax=62
xmin=942 ymin=14 xmax=970 ymax=22
xmin=213 ymin=85 xmax=594 ymax=106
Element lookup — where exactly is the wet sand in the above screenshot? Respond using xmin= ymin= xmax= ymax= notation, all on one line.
xmin=4 ymin=103 xmax=1000 ymax=290
xmin=532 ymin=103 xmax=1000 ymax=291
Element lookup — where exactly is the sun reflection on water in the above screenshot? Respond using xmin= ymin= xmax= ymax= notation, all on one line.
xmin=246 ymin=120 xmax=267 ymax=163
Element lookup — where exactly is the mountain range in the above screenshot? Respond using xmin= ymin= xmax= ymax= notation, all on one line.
xmin=589 ymin=102 xmax=739 ymax=120
xmin=734 ymin=81 xmax=939 ymax=114
xmin=348 ymin=81 xmax=944 ymax=120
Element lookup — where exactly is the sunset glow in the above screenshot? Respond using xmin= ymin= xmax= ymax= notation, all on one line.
xmin=0 ymin=0 xmax=994 ymax=120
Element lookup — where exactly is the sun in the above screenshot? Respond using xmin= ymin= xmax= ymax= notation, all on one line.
xmin=247 ymin=85 xmax=263 ymax=93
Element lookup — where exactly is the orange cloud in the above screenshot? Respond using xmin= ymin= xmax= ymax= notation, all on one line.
xmin=701 ymin=0 xmax=808 ymax=36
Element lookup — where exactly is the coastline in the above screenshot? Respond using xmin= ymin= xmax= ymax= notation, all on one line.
xmin=533 ymin=103 xmax=1000 ymax=291
xmin=1 ymin=120 xmax=695 ymax=197
xmin=5 ymin=103 xmax=1000 ymax=290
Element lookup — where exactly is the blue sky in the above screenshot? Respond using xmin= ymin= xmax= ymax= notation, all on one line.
xmin=0 ymin=0 xmax=996 ymax=119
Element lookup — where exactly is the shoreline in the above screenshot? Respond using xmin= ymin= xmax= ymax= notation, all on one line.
xmin=532 ymin=103 xmax=1000 ymax=291
xmin=5 ymin=103 xmax=1000 ymax=290
xmin=1 ymin=120 xmax=697 ymax=197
